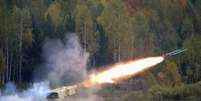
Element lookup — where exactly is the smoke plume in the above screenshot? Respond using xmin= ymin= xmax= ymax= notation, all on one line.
xmin=42 ymin=33 xmax=89 ymax=87
xmin=0 ymin=33 xmax=103 ymax=101
xmin=0 ymin=82 xmax=50 ymax=101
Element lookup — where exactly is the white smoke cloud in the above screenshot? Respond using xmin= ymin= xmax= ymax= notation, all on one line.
xmin=42 ymin=33 xmax=89 ymax=87
xmin=0 ymin=81 xmax=50 ymax=101
xmin=0 ymin=33 xmax=103 ymax=101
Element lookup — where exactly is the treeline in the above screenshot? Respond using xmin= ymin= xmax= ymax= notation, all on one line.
xmin=0 ymin=0 xmax=201 ymax=88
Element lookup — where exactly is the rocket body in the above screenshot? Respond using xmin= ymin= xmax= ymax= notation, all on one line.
xmin=164 ymin=49 xmax=187 ymax=56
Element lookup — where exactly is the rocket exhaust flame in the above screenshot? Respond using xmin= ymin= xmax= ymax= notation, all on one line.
xmin=47 ymin=49 xmax=186 ymax=99
xmin=46 ymin=49 xmax=186 ymax=99
xmin=81 ymin=56 xmax=164 ymax=87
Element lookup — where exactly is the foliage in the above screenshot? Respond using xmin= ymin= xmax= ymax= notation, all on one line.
xmin=148 ymin=82 xmax=201 ymax=101
xmin=100 ymin=82 xmax=201 ymax=101
xmin=45 ymin=1 xmax=62 ymax=27
xmin=144 ymin=71 xmax=158 ymax=88
xmin=97 ymin=0 xmax=131 ymax=61
xmin=75 ymin=1 xmax=99 ymax=57
xmin=180 ymin=35 xmax=201 ymax=83
xmin=165 ymin=61 xmax=182 ymax=86
xmin=0 ymin=2 xmax=200 ymax=100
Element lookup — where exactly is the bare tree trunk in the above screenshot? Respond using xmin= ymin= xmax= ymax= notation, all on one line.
xmin=2 ymin=48 xmax=6 ymax=85
xmin=12 ymin=47 xmax=17 ymax=82
xmin=84 ymin=24 xmax=87 ymax=51
xmin=1 ymin=72 xmax=4 ymax=84
xmin=19 ymin=11 xmax=23 ymax=83
xmin=12 ymin=54 xmax=15 ymax=81
xmin=93 ymin=59 xmax=95 ymax=67
xmin=118 ymin=40 xmax=121 ymax=61
xmin=9 ymin=53 xmax=12 ymax=81
xmin=113 ymin=39 xmax=116 ymax=62
xmin=6 ymin=39 xmax=9 ymax=82
xmin=131 ymin=35 xmax=134 ymax=59
xmin=0 ymin=73 xmax=2 ymax=85
xmin=0 ymin=73 xmax=1 ymax=84
xmin=0 ymin=73 xmax=2 ymax=84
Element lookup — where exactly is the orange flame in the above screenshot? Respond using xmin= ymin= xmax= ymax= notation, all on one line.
xmin=81 ymin=56 xmax=164 ymax=87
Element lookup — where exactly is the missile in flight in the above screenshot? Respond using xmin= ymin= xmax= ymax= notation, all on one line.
xmin=164 ymin=49 xmax=187 ymax=57
xmin=46 ymin=49 xmax=187 ymax=101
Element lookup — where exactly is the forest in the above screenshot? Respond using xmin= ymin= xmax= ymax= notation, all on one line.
xmin=0 ymin=0 xmax=201 ymax=100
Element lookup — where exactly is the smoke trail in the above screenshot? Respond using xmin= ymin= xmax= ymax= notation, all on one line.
xmin=41 ymin=33 xmax=103 ymax=101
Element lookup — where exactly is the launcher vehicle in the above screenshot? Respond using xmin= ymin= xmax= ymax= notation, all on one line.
xmin=46 ymin=85 xmax=78 ymax=101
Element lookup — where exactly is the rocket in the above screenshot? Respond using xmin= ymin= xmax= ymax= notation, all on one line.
xmin=46 ymin=49 xmax=187 ymax=101
xmin=164 ymin=49 xmax=187 ymax=57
